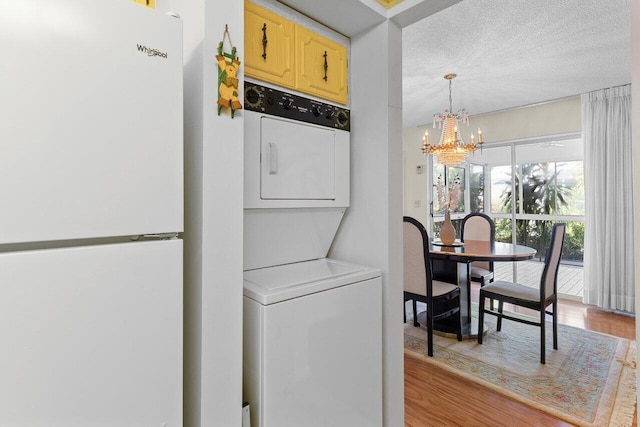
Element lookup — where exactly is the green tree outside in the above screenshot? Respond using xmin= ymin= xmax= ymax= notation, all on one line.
xmin=498 ymin=163 xmax=582 ymax=262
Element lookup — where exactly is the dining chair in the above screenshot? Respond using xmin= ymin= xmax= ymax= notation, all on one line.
xmin=461 ymin=212 xmax=495 ymax=288
xmin=403 ymin=216 xmax=462 ymax=356
xmin=477 ymin=223 xmax=566 ymax=364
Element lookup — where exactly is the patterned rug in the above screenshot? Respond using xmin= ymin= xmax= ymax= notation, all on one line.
xmin=404 ymin=306 xmax=636 ymax=427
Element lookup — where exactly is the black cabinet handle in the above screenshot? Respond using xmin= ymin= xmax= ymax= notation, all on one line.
xmin=323 ymin=51 xmax=328 ymax=81
xmin=262 ymin=23 xmax=268 ymax=60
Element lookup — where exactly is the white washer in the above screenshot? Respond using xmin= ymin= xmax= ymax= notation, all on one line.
xmin=243 ymin=258 xmax=382 ymax=427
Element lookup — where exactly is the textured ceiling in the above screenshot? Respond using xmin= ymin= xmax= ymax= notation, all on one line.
xmin=402 ymin=0 xmax=631 ymax=129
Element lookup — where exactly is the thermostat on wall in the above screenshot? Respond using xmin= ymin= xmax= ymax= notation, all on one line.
xmin=416 ymin=165 xmax=424 ymax=174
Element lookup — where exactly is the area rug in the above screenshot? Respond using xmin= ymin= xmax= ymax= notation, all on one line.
xmin=404 ymin=306 xmax=636 ymax=427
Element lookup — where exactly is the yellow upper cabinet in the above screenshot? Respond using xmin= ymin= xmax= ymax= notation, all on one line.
xmin=245 ymin=0 xmax=295 ymax=89
xmin=244 ymin=1 xmax=349 ymax=105
xmin=295 ymin=26 xmax=348 ymax=105
xmin=132 ymin=0 xmax=155 ymax=9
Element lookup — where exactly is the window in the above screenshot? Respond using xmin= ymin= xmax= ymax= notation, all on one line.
xmin=517 ymin=162 xmax=584 ymax=215
xmin=486 ymin=138 xmax=585 ymax=265
xmin=490 ymin=165 xmax=512 ymax=214
xmin=556 ymin=161 xmax=585 ymax=215
xmin=469 ymin=164 xmax=484 ymax=212
xmin=431 ymin=164 xmax=466 ymax=214
xmin=426 ymin=136 xmax=585 ymax=297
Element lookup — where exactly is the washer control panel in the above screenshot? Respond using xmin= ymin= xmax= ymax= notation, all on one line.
xmin=244 ymin=82 xmax=350 ymax=131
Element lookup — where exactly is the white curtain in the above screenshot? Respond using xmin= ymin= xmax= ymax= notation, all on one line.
xmin=582 ymin=85 xmax=634 ymax=313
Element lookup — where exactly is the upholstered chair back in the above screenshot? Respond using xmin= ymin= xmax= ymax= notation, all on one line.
xmin=541 ymin=223 xmax=566 ymax=299
xmin=403 ymin=220 xmax=430 ymax=297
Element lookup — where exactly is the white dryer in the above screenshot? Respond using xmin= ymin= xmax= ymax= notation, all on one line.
xmin=243 ymin=83 xmax=382 ymax=427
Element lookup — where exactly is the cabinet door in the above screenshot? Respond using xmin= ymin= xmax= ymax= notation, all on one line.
xmin=245 ymin=1 xmax=295 ymax=88
xmin=131 ymin=0 xmax=155 ymax=8
xmin=295 ymin=26 xmax=348 ymax=105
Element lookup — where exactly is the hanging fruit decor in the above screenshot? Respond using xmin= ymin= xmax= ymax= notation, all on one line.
xmin=216 ymin=25 xmax=243 ymax=118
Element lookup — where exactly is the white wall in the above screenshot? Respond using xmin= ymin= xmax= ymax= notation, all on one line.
xmin=402 ymin=97 xmax=582 ymax=225
xmin=462 ymin=97 xmax=581 ymax=143
xmin=331 ymin=20 xmax=405 ymax=427
xmin=632 ymin=0 xmax=640 ymax=411
xmin=403 ymin=125 xmax=430 ymax=226
xmin=179 ymin=0 xmax=244 ymax=426
xmin=179 ymin=1 xmax=406 ymax=425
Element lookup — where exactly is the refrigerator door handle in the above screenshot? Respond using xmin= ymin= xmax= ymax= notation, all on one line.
xmin=140 ymin=233 xmax=179 ymax=240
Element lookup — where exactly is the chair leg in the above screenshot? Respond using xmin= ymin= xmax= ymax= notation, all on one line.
xmin=477 ymin=291 xmax=485 ymax=344
xmin=412 ymin=299 xmax=419 ymax=327
xmin=552 ymin=299 xmax=558 ymax=350
xmin=427 ymin=301 xmax=434 ymax=357
xmin=456 ymin=310 xmax=462 ymax=342
xmin=496 ymin=299 xmax=504 ymax=331
xmin=540 ymin=307 xmax=546 ymax=364
xmin=481 ymin=276 xmax=495 ymax=311
xmin=403 ymin=299 xmax=407 ymax=324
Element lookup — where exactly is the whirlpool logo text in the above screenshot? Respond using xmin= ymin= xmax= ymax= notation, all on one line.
xmin=137 ymin=44 xmax=168 ymax=58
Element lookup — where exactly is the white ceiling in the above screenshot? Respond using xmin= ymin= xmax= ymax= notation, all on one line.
xmin=277 ymin=0 xmax=631 ymax=130
xmin=402 ymin=0 xmax=631 ymax=129
xmin=278 ymin=0 xmax=385 ymax=37
xmin=277 ymin=0 xmax=461 ymax=37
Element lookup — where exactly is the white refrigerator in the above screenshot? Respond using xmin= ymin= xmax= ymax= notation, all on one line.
xmin=0 ymin=1 xmax=183 ymax=425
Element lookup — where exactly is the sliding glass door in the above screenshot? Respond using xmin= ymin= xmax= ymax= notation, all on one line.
xmin=510 ymin=139 xmax=584 ymax=296
xmin=429 ymin=136 xmax=584 ymax=298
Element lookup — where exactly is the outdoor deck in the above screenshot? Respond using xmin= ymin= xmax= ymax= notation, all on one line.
xmin=494 ymin=261 xmax=584 ymax=299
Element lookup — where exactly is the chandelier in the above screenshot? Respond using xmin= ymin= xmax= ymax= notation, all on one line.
xmin=421 ymin=73 xmax=483 ymax=167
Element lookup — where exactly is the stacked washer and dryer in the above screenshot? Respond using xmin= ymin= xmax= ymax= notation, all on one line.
xmin=242 ymin=82 xmax=383 ymax=426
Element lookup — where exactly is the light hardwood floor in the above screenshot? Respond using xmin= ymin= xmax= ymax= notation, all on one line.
xmin=404 ymin=284 xmax=637 ymax=427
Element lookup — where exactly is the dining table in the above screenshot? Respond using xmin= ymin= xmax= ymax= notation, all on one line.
xmin=417 ymin=239 xmax=537 ymax=338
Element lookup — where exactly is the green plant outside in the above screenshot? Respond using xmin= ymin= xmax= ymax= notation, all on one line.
xmin=434 ymin=161 xmax=584 ymax=263
xmin=495 ymin=163 xmax=584 ymax=263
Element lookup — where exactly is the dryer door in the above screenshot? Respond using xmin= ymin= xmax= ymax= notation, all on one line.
xmin=260 ymin=117 xmax=336 ymax=200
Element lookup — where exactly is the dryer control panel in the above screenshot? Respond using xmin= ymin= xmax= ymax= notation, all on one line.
xmin=245 ymin=82 xmax=350 ymax=131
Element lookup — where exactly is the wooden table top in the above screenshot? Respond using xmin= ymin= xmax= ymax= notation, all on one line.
xmin=429 ymin=239 xmax=537 ymax=263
